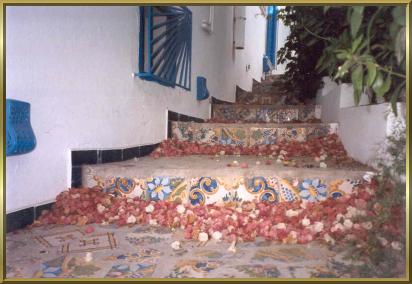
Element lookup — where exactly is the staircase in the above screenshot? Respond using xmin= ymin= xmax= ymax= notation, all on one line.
xmin=83 ymin=75 xmax=369 ymax=206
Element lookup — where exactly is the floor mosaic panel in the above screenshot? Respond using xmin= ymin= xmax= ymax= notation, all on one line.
xmin=6 ymin=224 xmax=378 ymax=278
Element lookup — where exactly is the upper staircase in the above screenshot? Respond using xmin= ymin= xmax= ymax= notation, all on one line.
xmin=82 ymin=74 xmax=370 ymax=206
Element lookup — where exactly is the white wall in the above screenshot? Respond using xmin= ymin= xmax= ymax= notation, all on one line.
xmin=273 ymin=6 xmax=290 ymax=75
xmin=338 ymin=103 xmax=391 ymax=166
xmin=316 ymin=77 xmax=370 ymax=123
xmin=316 ymin=78 xmax=405 ymax=166
xmin=6 ymin=6 xmax=267 ymax=212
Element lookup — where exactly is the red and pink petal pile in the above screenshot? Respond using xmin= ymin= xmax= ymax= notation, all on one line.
xmin=34 ymin=180 xmax=402 ymax=246
xmin=150 ymin=134 xmax=348 ymax=162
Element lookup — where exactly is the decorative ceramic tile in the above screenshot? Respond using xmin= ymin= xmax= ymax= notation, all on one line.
xmin=328 ymin=179 xmax=362 ymax=199
xmin=276 ymin=127 xmax=307 ymax=142
xmin=306 ymin=124 xmax=338 ymax=140
xmin=278 ymin=179 xmax=301 ymax=202
xmin=93 ymin=176 xmax=144 ymax=198
xmin=297 ymin=179 xmax=328 ymax=202
xmin=218 ymin=127 xmax=249 ymax=146
xmin=144 ymin=176 xmax=187 ymax=202
xmin=171 ymin=121 xmax=194 ymax=142
xmin=246 ymin=177 xmax=279 ymax=203
xmin=250 ymin=128 xmax=278 ymax=145
xmin=88 ymin=175 xmax=361 ymax=206
xmin=195 ymin=126 xmax=219 ymax=144
xmin=172 ymin=122 xmax=339 ymax=145
xmin=235 ymin=107 xmax=256 ymax=121
xmin=213 ymin=105 xmax=236 ymax=121
xmin=189 ymin=177 xmax=223 ymax=205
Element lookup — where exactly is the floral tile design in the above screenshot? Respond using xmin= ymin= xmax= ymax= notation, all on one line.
xmin=91 ymin=176 xmax=187 ymax=203
xmin=298 ymin=179 xmax=328 ymax=202
xmin=89 ymin=175 xmax=360 ymax=206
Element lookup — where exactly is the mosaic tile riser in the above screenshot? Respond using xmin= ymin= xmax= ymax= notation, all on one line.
xmin=89 ymin=176 xmax=361 ymax=206
xmin=212 ymin=105 xmax=321 ymax=123
xmin=171 ymin=121 xmax=338 ymax=146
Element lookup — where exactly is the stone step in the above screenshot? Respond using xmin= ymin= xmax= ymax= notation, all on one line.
xmin=171 ymin=121 xmax=338 ymax=146
xmin=83 ymin=155 xmax=370 ymax=206
xmin=212 ymin=104 xmax=321 ymax=123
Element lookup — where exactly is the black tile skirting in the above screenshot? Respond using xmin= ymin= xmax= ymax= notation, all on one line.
xmin=7 ymin=202 xmax=54 ymax=233
xmin=71 ymin=143 xmax=160 ymax=188
xmin=167 ymin=110 xmax=205 ymax=138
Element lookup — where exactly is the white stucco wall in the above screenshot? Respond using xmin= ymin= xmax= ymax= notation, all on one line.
xmin=272 ymin=7 xmax=289 ymax=75
xmin=338 ymin=103 xmax=391 ymax=166
xmin=316 ymin=78 xmax=405 ymax=166
xmin=6 ymin=6 xmax=267 ymax=212
xmin=316 ymin=77 xmax=370 ymax=123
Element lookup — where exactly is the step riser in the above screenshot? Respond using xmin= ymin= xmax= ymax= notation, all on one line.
xmin=236 ymin=92 xmax=284 ymax=105
xmin=171 ymin=121 xmax=338 ymax=146
xmin=87 ymin=175 xmax=362 ymax=206
xmin=212 ymin=105 xmax=321 ymax=123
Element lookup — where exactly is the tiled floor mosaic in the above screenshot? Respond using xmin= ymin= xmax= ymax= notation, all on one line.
xmin=6 ymin=224 xmax=371 ymax=279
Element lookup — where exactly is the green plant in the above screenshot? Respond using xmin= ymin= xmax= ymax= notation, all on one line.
xmin=278 ymin=6 xmax=406 ymax=112
xmin=344 ymin=120 xmax=406 ymax=277
xmin=277 ymin=6 xmax=347 ymax=101
xmin=326 ymin=6 xmax=406 ymax=112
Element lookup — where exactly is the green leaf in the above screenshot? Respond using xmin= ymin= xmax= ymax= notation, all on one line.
xmin=366 ymin=62 xmax=377 ymax=87
xmin=315 ymin=54 xmax=326 ymax=70
xmin=334 ymin=60 xmax=352 ymax=80
xmin=351 ymin=35 xmax=363 ymax=53
xmin=392 ymin=6 xmax=405 ymax=27
xmin=395 ymin=27 xmax=406 ymax=65
xmin=351 ymin=64 xmax=363 ymax=105
xmin=372 ymin=72 xmax=391 ymax=97
xmin=336 ymin=50 xmax=349 ymax=60
xmin=350 ymin=6 xmax=364 ymax=38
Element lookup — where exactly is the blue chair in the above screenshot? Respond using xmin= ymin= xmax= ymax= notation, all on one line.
xmin=6 ymin=99 xmax=36 ymax=156
xmin=197 ymin=76 xmax=209 ymax=101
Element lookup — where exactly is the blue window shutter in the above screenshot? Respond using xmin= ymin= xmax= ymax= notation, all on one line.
xmin=137 ymin=6 xmax=192 ymax=90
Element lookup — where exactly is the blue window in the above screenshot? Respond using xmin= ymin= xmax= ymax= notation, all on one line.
xmin=137 ymin=6 xmax=192 ymax=90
